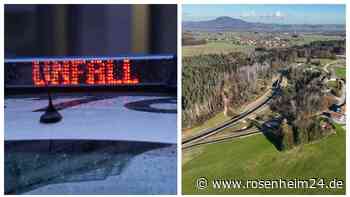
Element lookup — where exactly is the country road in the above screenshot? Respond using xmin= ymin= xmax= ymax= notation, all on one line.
xmin=183 ymin=128 xmax=260 ymax=149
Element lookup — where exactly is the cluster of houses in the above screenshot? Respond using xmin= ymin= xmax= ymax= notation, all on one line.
xmin=328 ymin=105 xmax=346 ymax=124
xmin=237 ymin=35 xmax=290 ymax=48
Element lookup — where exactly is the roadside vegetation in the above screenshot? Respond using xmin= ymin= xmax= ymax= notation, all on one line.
xmin=182 ymin=112 xmax=229 ymax=138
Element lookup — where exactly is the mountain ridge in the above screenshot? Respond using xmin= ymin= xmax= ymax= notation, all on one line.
xmin=183 ymin=16 xmax=345 ymax=33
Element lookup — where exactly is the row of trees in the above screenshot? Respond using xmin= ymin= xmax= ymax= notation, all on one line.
xmin=293 ymin=39 xmax=345 ymax=59
xmin=182 ymin=32 xmax=207 ymax=46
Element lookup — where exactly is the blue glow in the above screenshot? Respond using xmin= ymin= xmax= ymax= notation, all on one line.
xmin=5 ymin=54 xmax=175 ymax=63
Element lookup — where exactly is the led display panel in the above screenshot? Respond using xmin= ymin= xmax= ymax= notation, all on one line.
xmin=5 ymin=55 xmax=176 ymax=88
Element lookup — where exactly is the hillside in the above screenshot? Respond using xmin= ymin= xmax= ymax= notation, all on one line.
xmin=182 ymin=124 xmax=345 ymax=194
xmin=183 ymin=16 xmax=345 ymax=33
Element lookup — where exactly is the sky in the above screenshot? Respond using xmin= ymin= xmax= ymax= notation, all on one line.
xmin=182 ymin=5 xmax=345 ymax=25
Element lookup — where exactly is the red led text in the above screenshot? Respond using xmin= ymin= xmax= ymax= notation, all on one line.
xmin=32 ymin=59 xmax=139 ymax=86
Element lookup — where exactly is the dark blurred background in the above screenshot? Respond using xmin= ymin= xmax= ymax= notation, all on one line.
xmin=5 ymin=4 xmax=177 ymax=58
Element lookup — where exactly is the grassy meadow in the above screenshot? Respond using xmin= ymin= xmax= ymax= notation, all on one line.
xmin=182 ymin=41 xmax=254 ymax=57
xmin=182 ymin=124 xmax=345 ymax=194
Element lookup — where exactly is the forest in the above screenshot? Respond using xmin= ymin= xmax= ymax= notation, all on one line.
xmin=182 ymin=40 xmax=345 ymax=129
xmin=182 ymin=49 xmax=296 ymax=128
xmin=270 ymin=66 xmax=335 ymax=150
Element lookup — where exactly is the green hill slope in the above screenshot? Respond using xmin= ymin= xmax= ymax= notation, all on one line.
xmin=182 ymin=124 xmax=345 ymax=194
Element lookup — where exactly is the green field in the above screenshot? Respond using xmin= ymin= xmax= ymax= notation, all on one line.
xmin=182 ymin=41 xmax=254 ymax=57
xmin=182 ymin=124 xmax=345 ymax=194
xmin=334 ymin=67 xmax=346 ymax=78
xmin=290 ymin=35 xmax=343 ymax=46
xmin=182 ymin=33 xmax=342 ymax=57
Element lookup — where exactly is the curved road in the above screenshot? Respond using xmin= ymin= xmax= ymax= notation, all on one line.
xmin=183 ymin=128 xmax=260 ymax=149
xmin=182 ymin=77 xmax=281 ymax=147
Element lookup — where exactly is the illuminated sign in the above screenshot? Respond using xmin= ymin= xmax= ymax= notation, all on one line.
xmin=32 ymin=59 xmax=139 ymax=86
xmin=5 ymin=55 xmax=176 ymax=89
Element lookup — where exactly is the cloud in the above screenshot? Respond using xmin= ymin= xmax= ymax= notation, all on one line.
xmin=267 ymin=11 xmax=287 ymax=19
xmin=241 ymin=10 xmax=287 ymax=20
xmin=275 ymin=11 xmax=282 ymax=17
xmin=241 ymin=10 xmax=256 ymax=18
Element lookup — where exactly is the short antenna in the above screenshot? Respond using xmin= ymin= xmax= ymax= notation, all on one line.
xmin=39 ymin=62 xmax=62 ymax=123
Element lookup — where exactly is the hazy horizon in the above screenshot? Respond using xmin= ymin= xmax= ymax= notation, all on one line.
xmin=183 ymin=5 xmax=345 ymax=25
